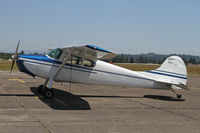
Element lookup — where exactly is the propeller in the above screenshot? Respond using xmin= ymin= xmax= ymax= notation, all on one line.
xmin=10 ymin=40 xmax=20 ymax=73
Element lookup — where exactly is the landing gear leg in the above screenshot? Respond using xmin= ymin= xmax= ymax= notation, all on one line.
xmin=43 ymin=78 xmax=54 ymax=99
xmin=170 ymin=89 xmax=182 ymax=99
xmin=37 ymin=79 xmax=54 ymax=99
xmin=37 ymin=79 xmax=49 ymax=94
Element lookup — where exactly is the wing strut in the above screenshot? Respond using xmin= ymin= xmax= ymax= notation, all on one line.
xmin=53 ymin=57 xmax=69 ymax=79
xmin=44 ymin=57 xmax=69 ymax=93
xmin=39 ymin=52 xmax=73 ymax=99
xmin=47 ymin=52 xmax=73 ymax=92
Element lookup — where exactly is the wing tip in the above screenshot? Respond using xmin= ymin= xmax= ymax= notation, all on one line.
xmin=86 ymin=45 xmax=113 ymax=53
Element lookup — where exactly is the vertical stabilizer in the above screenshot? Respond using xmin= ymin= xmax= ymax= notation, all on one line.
xmin=145 ymin=56 xmax=187 ymax=86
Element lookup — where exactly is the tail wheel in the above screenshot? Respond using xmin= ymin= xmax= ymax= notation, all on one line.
xmin=44 ymin=89 xmax=54 ymax=99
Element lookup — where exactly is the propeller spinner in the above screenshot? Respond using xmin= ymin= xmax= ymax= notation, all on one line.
xmin=10 ymin=40 xmax=20 ymax=73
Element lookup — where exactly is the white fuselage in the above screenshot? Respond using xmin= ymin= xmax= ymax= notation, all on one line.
xmin=16 ymin=54 xmax=170 ymax=90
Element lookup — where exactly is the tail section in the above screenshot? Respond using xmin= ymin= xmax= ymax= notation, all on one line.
xmin=145 ymin=56 xmax=187 ymax=86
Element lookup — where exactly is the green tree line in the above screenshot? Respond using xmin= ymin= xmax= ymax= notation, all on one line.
xmin=0 ymin=51 xmax=24 ymax=60
xmin=111 ymin=54 xmax=200 ymax=64
xmin=0 ymin=53 xmax=12 ymax=60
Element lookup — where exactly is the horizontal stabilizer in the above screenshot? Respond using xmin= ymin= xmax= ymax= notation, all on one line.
xmin=171 ymin=83 xmax=190 ymax=90
xmin=155 ymin=79 xmax=190 ymax=90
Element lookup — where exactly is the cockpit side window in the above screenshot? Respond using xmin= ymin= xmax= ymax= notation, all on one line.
xmin=83 ymin=59 xmax=95 ymax=67
xmin=47 ymin=48 xmax=62 ymax=60
xmin=47 ymin=48 xmax=96 ymax=67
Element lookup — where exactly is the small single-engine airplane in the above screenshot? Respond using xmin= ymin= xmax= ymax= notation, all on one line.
xmin=10 ymin=40 xmax=188 ymax=99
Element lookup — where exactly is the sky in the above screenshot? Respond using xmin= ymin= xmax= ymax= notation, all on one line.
xmin=0 ymin=0 xmax=200 ymax=55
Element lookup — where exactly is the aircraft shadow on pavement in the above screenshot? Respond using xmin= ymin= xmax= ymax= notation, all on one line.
xmin=0 ymin=93 xmax=184 ymax=102
xmin=143 ymin=95 xmax=185 ymax=101
xmin=79 ymin=94 xmax=185 ymax=101
xmin=77 ymin=95 xmax=143 ymax=98
xmin=0 ymin=94 xmax=35 ymax=97
xmin=30 ymin=87 xmax=91 ymax=110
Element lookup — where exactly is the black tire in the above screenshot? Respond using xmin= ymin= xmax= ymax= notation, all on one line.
xmin=44 ymin=89 xmax=54 ymax=99
xmin=37 ymin=85 xmax=44 ymax=94
xmin=177 ymin=94 xmax=182 ymax=99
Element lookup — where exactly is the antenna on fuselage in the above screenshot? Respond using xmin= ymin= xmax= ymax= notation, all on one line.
xmin=70 ymin=39 xmax=81 ymax=47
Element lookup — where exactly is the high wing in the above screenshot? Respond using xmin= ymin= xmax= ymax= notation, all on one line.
xmin=59 ymin=45 xmax=117 ymax=61
xmin=86 ymin=45 xmax=117 ymax=60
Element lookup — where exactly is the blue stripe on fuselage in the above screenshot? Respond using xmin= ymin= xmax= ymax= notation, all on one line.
xmin=18 ymin=54 xmax=61 ymax=64
xmin=145 ymin=71 xmax=187 ymax=79
xmin=153 ymin=70 xmax=187 ymax=77
xmin=18 ymin=54 xmax=155 ymax=82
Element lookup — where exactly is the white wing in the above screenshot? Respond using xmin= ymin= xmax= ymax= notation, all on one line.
xmin=60 ymin=45 xmax=117 ymax=61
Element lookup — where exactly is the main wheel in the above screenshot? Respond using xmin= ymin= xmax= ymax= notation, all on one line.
xmin=37 ymin=85 xmax=44 ymax=94
xmin=44 ymin=89 xmax=54 ymax=99
xmin=177 ymin=94 xmax=182 ymax=99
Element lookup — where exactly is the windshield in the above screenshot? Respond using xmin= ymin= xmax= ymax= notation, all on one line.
xmin=47 ymin=48 xmax=62 ymax=60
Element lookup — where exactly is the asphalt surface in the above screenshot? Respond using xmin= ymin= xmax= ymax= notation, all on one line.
xmin=0 ymin=71 xmax=199 ymax=133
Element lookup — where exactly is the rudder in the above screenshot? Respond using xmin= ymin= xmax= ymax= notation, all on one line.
xmin=146 ymin=56 xmax=187 ymax=86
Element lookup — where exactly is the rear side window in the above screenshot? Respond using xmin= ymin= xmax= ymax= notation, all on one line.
xmin=83 ymin=59 xmax=95 ymax=67
xmin=66 ymin=56 xmax=82 ymax=65
xmin=64 ymin=56 xmax=95 ymax=67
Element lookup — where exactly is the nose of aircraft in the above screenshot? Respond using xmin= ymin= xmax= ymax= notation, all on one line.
xmin=16 ymin=55 xmax=36 ymax=77
xmin=16 ymin=55 xmax=23 ymax=72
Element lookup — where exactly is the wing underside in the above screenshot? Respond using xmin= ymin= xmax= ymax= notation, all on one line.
xmin=60 ymin=45 xmax=117 ymax=61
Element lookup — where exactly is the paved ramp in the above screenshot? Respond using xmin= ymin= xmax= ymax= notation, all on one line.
xmin=0 ymin=72 xmax=200 ymax=133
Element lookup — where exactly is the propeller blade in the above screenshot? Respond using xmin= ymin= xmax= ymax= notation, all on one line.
xmin=14 ymin=40 xmax=20 ymax=60
xmin=10 ymin=40 xmax=20 ymax=73
xmin=10 ymin=60 xmax=15 ymax=74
